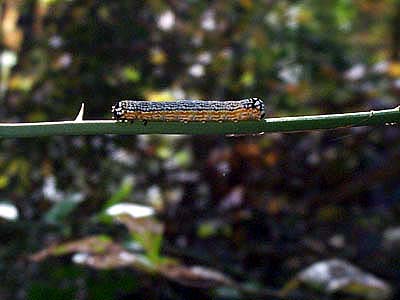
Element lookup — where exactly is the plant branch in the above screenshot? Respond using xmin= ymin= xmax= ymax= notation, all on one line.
xmin=0 ymin=106 xmax=398 ymax=137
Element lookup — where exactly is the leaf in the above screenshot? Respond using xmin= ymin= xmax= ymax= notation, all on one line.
xmin=122 ymin=66 xmax=141 ymax=83
xmin=388 ymin=62 xmax=400 ymax=77
xmin=143 ymin=90 xmax=173 ymax=101
xmin=103 ymin=176 xmax=134 ymax=210
xmin=197 ymin=221 xmax=218 ymax=238
xmin=173 ymin=149 xmax=192 ymax=168
xmin=116 ymin=214 xmax=164 ymax=264
xmin=44 ymin=193 xmax=83 ymax=224
xmin=283 ymin=259 xmax=392 ymax=300
xmin=116 ymin=214 xmax=164 ymax=235
xmin=150 ymin=48 xmax=167 ymax=65
xmin=71 ymin=250 xmax=151 ymax=271
xmin=160 ymin=264 xmax=234 ymax=288
xmin=0 ymin=202 xmax=18 ymax=221
xmin=30 ymin=233 xmax=235 ymax=289
xmin=30 ymin=235 xmax=156 ymax=273
xmin=30 ymin=235 xmax=114 ymax=261
xmin=240 ymin=71 xmax=254 ymax=87
xmin=335 ymin=0 xmax=356 ymax=30
xmin=106 ymin=203 xmax=154 ymax=219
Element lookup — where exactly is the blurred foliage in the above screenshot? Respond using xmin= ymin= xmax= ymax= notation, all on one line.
xmin=0 ymin=0 xmax=400 ymax=299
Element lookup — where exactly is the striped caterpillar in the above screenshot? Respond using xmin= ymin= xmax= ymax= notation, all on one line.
xmin=112 ymin=98 xmax=265 ymax=123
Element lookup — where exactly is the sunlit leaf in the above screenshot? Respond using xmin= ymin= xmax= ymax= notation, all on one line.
xmin=72 ymin=250 xmax=149 ymax=270
xmin=240 ymin=71 xmax=254 ymax=87
xmin=282 ymin=259 xmax=392 ymax=300
xmin=173 ymin=149 xmax=192 ymax=168
xmin=144 ymin=90 xmax=173 ymax=101
xmin=0 ymin=50 xmax=17 ymax=68
xmin=156 ymin=145 xmax=173 ymax=159
xmin=388 ymin=62 xmax=400 ymax=77
xmin=1 ymin=3 xmax=23 ymax=50
xmin=106 ymin=203 xmax=155 ymax=219
xmin=0 ymin=176 xmax=9 ymax=189
xmin=239 ymin=0 xmax=253 ymax=10
xmin=122 ymin=66 xmax=141 ymax=83
xmin=0 ymin=202 xmax=18 ymax=221
xmin=150 ymin=48 xmax=167 ymax=65
xmin=335 ymin=0 xmax=356 ymax=30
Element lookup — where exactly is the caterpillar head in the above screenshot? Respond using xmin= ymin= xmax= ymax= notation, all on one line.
xmin=250 ymin=97 xmax=265 ymax=119
xmin=112 ymin=101 xmax=127 ymax=120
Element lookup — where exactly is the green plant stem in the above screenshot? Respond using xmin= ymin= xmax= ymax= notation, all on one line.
xmin=0 ymin=106 xmax=398 ymax=137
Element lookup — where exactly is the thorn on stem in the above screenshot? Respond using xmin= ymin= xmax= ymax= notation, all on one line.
xmin=74 ymin=103 xmax=85 ymax=121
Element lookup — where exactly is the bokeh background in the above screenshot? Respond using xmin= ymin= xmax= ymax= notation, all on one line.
xmin=1 ymin=1 xmax=400 ymax=299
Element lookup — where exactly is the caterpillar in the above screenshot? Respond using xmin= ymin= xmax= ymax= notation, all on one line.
xmin=112 ymin=98 xmax=265 ymax=123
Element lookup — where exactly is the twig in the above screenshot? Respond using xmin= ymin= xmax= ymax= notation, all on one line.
xmin=0 ymin=105 xmax=398 ymax=137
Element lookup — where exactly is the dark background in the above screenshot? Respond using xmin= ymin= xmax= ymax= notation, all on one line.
xmin=0 ymin=0 xmax=400 ymax=299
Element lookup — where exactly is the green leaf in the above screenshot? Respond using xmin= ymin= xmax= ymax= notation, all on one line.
xmin=122 ymin=66 xmax=141 ymax=83
xmin=44 ymin=193 xmax=83 ymax=224
xmin=173 ymin=149 xmax=192 ymax=168
xmin=132 ymin=230 xmax=163 ymax=265
xmin=103 ymin=176 xmax=134 ymax=210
